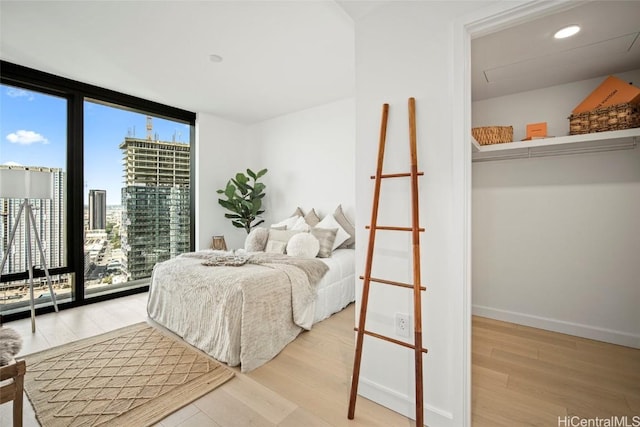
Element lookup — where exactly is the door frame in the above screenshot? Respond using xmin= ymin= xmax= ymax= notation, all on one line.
xmin=452 ymin=1 xmax=583 ymax=424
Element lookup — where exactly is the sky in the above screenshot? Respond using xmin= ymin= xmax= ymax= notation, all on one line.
xmin=0 ymin=83 xmax=191 ymax=205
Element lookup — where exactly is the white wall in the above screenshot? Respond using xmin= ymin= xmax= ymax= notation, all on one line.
xmin=354 ymin=2 xmax=493 ymax=426
xmin=195 ymin=112 xmax=254 ymax=251
xmin=247 ymin=98 xmax=356 ymax=225
xmin=196 ymin=99 xmax=356 ymax=251
xmin=472 ymin=70 xmax=640 ymax=347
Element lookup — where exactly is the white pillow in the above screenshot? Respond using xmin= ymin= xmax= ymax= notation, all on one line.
xmin=315 ymin=214 xmax=350 ymax=251
xmin=286 ymin=233 xmax=320 ymax=258
xmin=271 ymin=215 xmax=300 ymax=230
xmin=289 ymin=216 xmax=311 ymax=232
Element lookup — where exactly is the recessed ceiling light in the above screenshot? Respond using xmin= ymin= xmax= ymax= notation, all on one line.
xmin=209 ymin=54 xmax=223 ymax=63
xmin=554 ymin=25 xmax=580 ymax=39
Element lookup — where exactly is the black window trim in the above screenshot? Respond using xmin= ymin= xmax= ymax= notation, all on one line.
xmin=0 ymin=60 xmax=196 ymax=322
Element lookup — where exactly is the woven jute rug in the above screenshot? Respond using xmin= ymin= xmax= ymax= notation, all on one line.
xmin=23 ymin=322 xmax=234 ymax=427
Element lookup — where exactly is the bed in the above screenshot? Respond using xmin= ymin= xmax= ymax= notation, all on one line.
xmin=147 ymin=248 xmax=355 ymax=372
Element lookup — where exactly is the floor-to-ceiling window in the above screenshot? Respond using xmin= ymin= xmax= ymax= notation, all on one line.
xmin=0 ymin=61 xmax=195 ymax=321
xmin=0 ymin=83 xmax=71 ymax=315
xmin=83 ymin=100 xmax=191 ymax=298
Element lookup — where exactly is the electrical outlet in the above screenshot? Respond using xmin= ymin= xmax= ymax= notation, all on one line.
xmin=395 ymin=313 xmax=410 ymax=338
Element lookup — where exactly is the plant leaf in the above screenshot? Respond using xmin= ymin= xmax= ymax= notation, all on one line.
xmin=235 ymin=173 xmax=248 ymax=185
xmin=254 ymin=182 xmax=265 ymax=193
xmin=224 ymin=183 xmax=236 ymax=199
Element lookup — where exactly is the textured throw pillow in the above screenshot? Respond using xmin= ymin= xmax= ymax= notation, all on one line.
xmin=304 ymin=209 xmax=321 ymax=227
xmin=245 ymin=227 xmax=269 ymax=252
xmin=291 ymin=207 xmax=305 ymax=217
xmin=315 ymin=214 xmax=350 ymax=251
xmin=271 ymin=215 xmax=300 ymax=230
xmin=334 ymin=204 xmax=356 ymax=249
xmin=286 ymin=233 xmax=320 ymax=258
xmin=266 ymin=229 xmax=302 ymax=253
xmin=310 ymin=227 xmax=338 ymax=258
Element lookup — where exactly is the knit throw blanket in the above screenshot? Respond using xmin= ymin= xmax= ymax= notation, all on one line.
xmin=147 ymin=251 xmax=329 ymax=372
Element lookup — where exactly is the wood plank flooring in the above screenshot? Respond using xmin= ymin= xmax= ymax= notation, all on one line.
xmin=472 ymin=315 xmax=640 ymax=426
xmin=1 ymin=292 xmax=638 ymax=426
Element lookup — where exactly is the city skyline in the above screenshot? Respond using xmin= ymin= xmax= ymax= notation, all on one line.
xmin=0 ymin=84 xmax=191 ymax=205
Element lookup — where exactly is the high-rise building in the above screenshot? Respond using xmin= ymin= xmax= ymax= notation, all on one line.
xmin=88 ymin=189 xmax=107 ymax=230
xmin=119 ymin=137 xmax=190 ymax=280
xmin=0 ymin=165 xmax=65 ymax=275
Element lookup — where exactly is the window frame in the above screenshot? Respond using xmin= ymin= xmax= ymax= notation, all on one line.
xmin=0 ymin=60 xmax=196 ymax=321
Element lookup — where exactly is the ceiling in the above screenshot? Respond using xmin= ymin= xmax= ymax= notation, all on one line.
xmin=1 ymin=1 xmax=639 ymax=124
xmin=472 ymin=1 xmax=640 ymax=101
xmin=0 ymin=1 xmax=355 ymax=124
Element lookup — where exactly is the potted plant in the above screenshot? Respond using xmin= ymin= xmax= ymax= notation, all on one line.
xmin=217 ymin=168 xmax=268 ymax=233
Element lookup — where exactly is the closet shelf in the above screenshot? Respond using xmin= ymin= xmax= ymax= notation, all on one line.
xmin=472 ymin=128 xmax=640 ymax=162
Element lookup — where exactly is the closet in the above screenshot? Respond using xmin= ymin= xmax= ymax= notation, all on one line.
xmin=470 ymin=2 xmax=640 ymax=348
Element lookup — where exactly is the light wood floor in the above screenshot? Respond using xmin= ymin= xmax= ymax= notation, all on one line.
xmin=472 ymin=315 xmax=639 ymax=426
xmin=1 ymin=293 xmax=638 ymax=426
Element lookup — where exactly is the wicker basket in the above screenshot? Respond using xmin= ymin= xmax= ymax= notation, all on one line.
xmin=569 ymin=103 xmax=640 ymax=135
xmin=471 ymin=126 xmax=513 ymax=145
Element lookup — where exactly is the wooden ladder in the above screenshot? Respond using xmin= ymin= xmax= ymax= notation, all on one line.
xmin=348 ymin=97 xmax=427 ymax=426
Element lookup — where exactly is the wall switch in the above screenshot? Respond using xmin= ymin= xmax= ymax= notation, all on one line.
xmin=395 ymin=313 xmax=410 ymax=338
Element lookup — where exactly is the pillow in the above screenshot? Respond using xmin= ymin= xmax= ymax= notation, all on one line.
xmin=266 ymin=229 xmax=302 ymax=253
xmin=290 ymin=216 xmax=311 ymax=232
xmin=271 ymin=215 xmax=300 ymax=230
xmin=286 ymin=233 xmax=320 ymax=258
xmin=334 ymin=204 xmax=355 ymax=249
xmin=315 ymin=213 xmax=350 ymax=250
xmin=304 ymin=209 xmax=321 ymax=227
xmin=310 ymin=227 xmax=338 ymax=258
xmin=244 ymin=227 xmax=269 ymax=252
xmin=291 ymin=207 xmax=305 ymax=217
xmin=265 ymin=240 xmax=287 ymax=254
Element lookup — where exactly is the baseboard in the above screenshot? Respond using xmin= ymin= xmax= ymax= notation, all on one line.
xmin=357 ymin=376 xmax=453 ymax=427
xmin=472 ymin=305 xmax=640 ymax=349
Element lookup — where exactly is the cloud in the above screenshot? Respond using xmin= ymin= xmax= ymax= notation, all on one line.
xmin=6 ymin=88 xmax=35 ymax=100
xmin=1 ymin=161 xmax=23 ymax=166
xmin=6 ymin=130 xmax=49 ymax=145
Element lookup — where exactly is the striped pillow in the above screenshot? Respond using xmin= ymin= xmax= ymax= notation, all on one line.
xmin=310 ymin=228 xmax=337 ymax=258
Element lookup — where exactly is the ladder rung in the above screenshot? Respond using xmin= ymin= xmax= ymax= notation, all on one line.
xmin=370 ymin=172 xmax=424 ymax=179
xmin=354 ymin=328 xmax=428 ymax=353
xmin=365 ymin=225 xmax=425 ymax=232
xmin=360 ymin=275 xmax=426 ymax=291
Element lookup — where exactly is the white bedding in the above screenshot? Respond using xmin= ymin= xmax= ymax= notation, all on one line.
xmin=313 ymin=248 xmax=356 ymax=323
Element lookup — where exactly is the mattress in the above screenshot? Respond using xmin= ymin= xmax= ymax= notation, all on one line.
xmin=313 ymin=248 xmax=355 ymax=323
